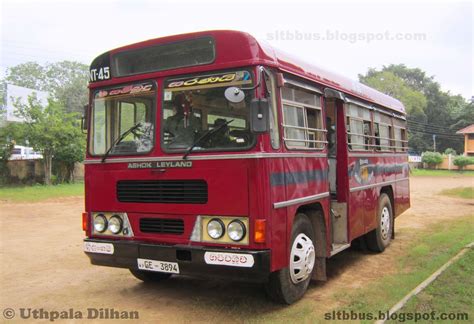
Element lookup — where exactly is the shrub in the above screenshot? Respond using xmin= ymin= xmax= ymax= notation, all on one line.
xmin=444 ymin=148 xmax=457 ymax=155
xmin=422 ymin=151 xmax=443 ymax=169
xmin=453 ymin=156 xmax=474 ymax=171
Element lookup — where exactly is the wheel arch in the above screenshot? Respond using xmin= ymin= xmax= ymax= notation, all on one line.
xmin=296 ymin=203 xmax=329 ymax=258
xmin=380 ymin=185 xmax=394 ymax=213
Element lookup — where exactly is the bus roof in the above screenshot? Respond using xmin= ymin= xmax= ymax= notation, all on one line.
xmin=91 ymin=30 xmax=405 ymax=114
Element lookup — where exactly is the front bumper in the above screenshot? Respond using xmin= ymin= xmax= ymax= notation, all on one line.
xmin=84 ymin=238 xmax=271 ymax=283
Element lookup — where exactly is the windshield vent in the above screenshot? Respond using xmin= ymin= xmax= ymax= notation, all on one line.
xmin=117 ymin=180 xmax=208 ymax=204
xmin=113 ymin=37 xmax=215 ymax=77
xmin=139 ymin=218 xmax=184 ymax=235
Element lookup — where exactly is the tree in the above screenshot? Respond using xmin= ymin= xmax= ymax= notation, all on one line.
xmin=359 ymin=70 xmax=427 ymax=119
xmin=14 ymin=95 xmax=85 ymax=185
xmin=453 ymin=156 xmax=474 ymax=172
xmin=359 ymin=64 xmax=470 ymax=154
xmin=422 ymin=151 xmax=443 ymax=169
xmin=359 ymin=70 xmax=429 ymax=152
xmin=0 ymin=123 xmax=25 ymax=184
xmin=54 ymin=135 xmax=86 ymax=183
xmin=444 ymin=148 xmax=457 ymax=155
xmin=4 ymin=62 xmax=47 ymax=90
xmin=5 ymin=61 xmax=89 ymax=113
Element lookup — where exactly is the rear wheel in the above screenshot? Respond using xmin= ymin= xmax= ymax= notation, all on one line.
xmin=366 ymin=193 xmax=393 ymax=252
xmin=265 ymin=214 xmax=315 ymax=304
xmin=129 ymin=269 xmax=172 ymax=282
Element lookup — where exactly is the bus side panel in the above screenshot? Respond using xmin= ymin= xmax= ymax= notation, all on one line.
xmin=351 ymin=154 xmax=410 ymax=236
xmin=348 ymin=155 xmax=402 ymax=240
xmin=394 ymin=179 xmax=410 ymax=217
xmin=364 ymin=187 xmax=378 ymax=234
xmin=363 ymin=155 xmax=395 ymax=233
xmin=347 ymin=190 xmax=366 ymax=240
xmin=283 ymin=157 xmax=329 ymax=260
xmin=394 ymin=156 xmax=410 ymax=217
xmin=267 ymin=157 xmax=289 ymax=272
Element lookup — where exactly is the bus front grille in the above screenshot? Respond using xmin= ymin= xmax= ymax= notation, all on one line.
xmin=139 ymin=218 xmax=185 ymax=235
xmin=117 ymin=180 xmax=208 ymax=204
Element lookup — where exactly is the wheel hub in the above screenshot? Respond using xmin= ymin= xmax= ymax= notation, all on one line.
xmin=380 ymin=206 xmax=390 ymax=240
xmin=289 ymin=233 xmax=315 ymax=284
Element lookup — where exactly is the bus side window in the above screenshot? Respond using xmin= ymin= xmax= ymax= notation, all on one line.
xmin=374 ymin=111 xmax=393 ymax=151
xmin=392 ymin=117 xmax=408 ymax=152
xmin=363 ymin=120 xmax=372 ymax=150
xmin=346 ymin=118 xmax=352 ymax=150
xmin=389 ymin=125 xmax=394 ymax=151
xmin=374 ymin=124 xmax=381 ymax=150
xmin=401 ymin=128 xmax=407 ymax=151
xmin=346 ymin=104 xmax=372 ymax=151
xmin=281 ymin=83 xmax=323 ymax=150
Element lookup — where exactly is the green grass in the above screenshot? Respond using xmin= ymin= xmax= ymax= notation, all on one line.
xmin=0 ymin=182 xmax=84 ymax=202
xmin=441 ymin=187 xmax=474 ymax=199
xmin=190 ymin=215 xmax=473 ymax=324
xmin=329 ymin=216 xmax=474 ymax=324
xmin=411 ymin=169 xmax=474 ymax=177
xmin=387 ymin=250 xmax=473 ymax=324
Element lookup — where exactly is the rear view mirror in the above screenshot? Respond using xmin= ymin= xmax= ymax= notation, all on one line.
xmin=81 ymin=104 xmax=89 ymax=133
xmin=224 ymin=87 xmax=245 ymax=103
xmin=250 ymin=98 xmax=269 ymax=133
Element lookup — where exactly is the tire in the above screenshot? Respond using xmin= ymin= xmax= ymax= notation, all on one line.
xmin=265 ymin=213 xmax=315 ymax=304
xmin=366 ymin=193 xmax=393 ymax=252
xmin=129 ymin=269 xmax=172 ymax=282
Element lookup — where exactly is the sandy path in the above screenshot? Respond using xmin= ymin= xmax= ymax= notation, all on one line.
xmin=0 ymin=177 xmax=472 ymax=322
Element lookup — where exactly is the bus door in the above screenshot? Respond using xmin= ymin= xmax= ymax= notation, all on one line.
xmin=326 ymin=98 xmax=337 ymax=196
xmin=324 ymin=91 xmax=350 ymax=255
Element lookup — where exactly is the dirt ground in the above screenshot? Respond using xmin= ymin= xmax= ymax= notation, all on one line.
xmin=1 ymin=176 xmax=473 ymax=323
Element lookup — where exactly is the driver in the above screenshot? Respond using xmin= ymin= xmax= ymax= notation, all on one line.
xmin=208 ymin=118 xmax=233 ymax=147
xmin=164 ymin=93 xmax=201 ymax=144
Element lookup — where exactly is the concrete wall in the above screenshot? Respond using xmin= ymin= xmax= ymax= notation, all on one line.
xmin=4 ymin=160 xmax=84 ymax=184
xmin=434 ymin=154 xmax=474 ymax=171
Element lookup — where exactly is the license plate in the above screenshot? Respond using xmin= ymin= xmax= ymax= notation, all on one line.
xmin=84 ymin=242 xmax=114 ymax=255
xmin=137 ymin=258 xmax=180 ymax=274
xmin=204 ymin=252 xmax=254 ymax=268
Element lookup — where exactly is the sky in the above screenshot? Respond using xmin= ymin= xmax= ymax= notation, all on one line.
xmin=1 ymin=0 xmax=472 ymax=99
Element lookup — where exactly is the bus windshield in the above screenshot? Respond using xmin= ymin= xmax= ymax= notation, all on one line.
xmin=162 ymin=70 xmax=255 ymax=151
xmin=90 ymin=82 xmax=156 ymax=156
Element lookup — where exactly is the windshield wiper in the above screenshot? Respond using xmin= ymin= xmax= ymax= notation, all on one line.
xmin=182 ymin=119 xmax=234 ymax=160
xmin=101 ymin=122 xmax=142 ymax=163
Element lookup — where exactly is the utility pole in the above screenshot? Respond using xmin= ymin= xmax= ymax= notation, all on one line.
xmin=432 ymin=134 xmax=436 ymax=152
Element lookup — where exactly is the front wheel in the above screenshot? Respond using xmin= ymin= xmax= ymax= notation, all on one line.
xmin=129 ymin=269 xmax=172 ymax=282
xmin=366 ymin=193 xmax=393 ymax=252
xmin=265 ymin=214 xmax=315 ymax=304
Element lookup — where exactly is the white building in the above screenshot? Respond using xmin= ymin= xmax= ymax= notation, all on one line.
xmin=9 ymin=145 xmax=43 ymax=160
xmin=2 ymin=83 xmax=50 ymax=124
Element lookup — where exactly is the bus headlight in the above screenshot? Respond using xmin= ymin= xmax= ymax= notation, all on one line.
xmin=227 ymin=220 xmax=246 ymax=242
xmin=93 ymin=214 xmax=107 ymax=233
xmin=207 ymin=218 xmax=225 ymax=239
xmin=108 ymin=215 xmax=123 ymax=234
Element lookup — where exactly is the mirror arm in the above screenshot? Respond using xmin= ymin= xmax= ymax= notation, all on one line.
xmin=241 ymin=66 xmax=264 ymax=91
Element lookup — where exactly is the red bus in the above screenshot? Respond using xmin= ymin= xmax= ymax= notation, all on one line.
xmin=83 ymin=30 xmax=410 ymax=304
